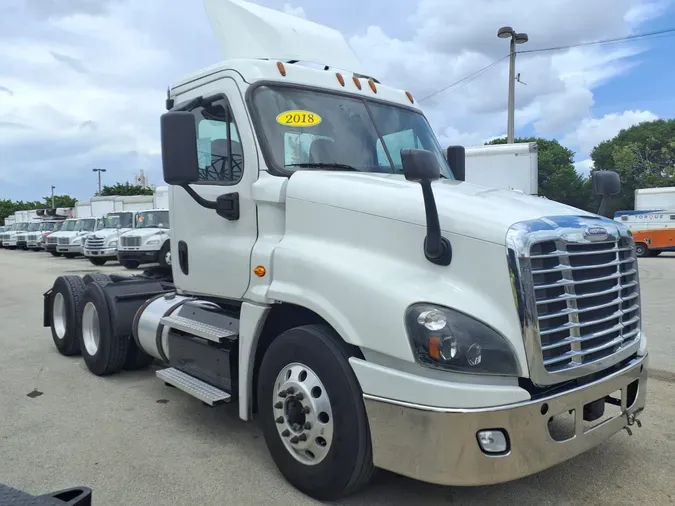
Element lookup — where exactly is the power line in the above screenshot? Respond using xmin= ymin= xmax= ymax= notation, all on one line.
xmin=418 ymin=27 xmax=675 ymax=103
xmin=418 ymin=55 xmax=509 ymax=102
xmin=518 ymin=27 xmax=675 ymax=54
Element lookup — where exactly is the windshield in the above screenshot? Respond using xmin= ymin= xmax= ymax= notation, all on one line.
xmin=41 ymin=222 xmax=59 ymax=232
xmin=95 ymin=218 xmax=104 ymax=231
xmin=76 ymin=218 xmax=96 ymax=232
xmin=62 ymin=220 xmax=77 ymax=232
xmin=135 ymin=211 xmax=169 ymax=229
xmin=5 ymin=225 xmax=14 ymax=231
xmin=103 ymin=212 xmax=133 ymax=229
xmin=0 ymin=227 xmax=4 ymax=233
xmin=27 ymin=223 xmax=40 ymax=232
xmin=15 ymin=222 xmax=29 ymax=231
xmin=250 ymin=85 xmax=453 ymax=178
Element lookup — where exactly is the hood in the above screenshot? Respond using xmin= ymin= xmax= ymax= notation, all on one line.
xmin=285 ymin=172 xmax=596 ymax=245
xmin=91 ymin=228 xmax=129 ymax=239
xmin=122 ymin=228 xmax=169 ymax=239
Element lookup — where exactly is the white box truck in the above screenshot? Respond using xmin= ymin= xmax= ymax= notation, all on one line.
xmin=634 ymin=187 xmax=675 ymax=211
xmin=117 ymin=186 xmax=171 ymax=269
xmin=41 ymin=0 xmax=647 ymax=501
xmin=445 ymin=142 xmax=538 ymax=195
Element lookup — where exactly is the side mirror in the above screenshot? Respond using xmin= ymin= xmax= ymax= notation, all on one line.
xmin=592 ymin=170 xmax=621 ymax=197
xmin=160 ymin=111 xmax=199 ymax=186
xmin=592 ymin=170 xmax=621 ymax=218
xmin=401 ymin=148 xmax=441 ymax=182
xmin=446 ymin=146 xmax=466 ymax=181
xmin=401 ymin=148 xmax=452 ymax=266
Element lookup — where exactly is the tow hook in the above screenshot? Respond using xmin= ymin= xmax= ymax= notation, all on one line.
xmin=624 ymin=410 xmax=643 ymax=436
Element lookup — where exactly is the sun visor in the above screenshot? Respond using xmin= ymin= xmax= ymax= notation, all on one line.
xmin=203 ymin=0 xmax=365 ymax=73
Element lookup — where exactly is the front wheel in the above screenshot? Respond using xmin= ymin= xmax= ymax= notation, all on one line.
xmin=635 ymin=243 xmax=649 ymax=257
xmin=121 ymin=260 xmax=140 ymax=269
xmin=257 ymin=325 xmax=373 ymax=501
xmin=158 ymin=242 xmax=171 ymax=268
xmin=88 ymin=257 xmax=107 ymax=266
xmin=50 ymin=251 xmax=62 ymax=257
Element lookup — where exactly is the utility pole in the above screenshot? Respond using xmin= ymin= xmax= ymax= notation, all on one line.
xmin=497 ymin=26 xmax=529 ymax=143
xmin=51 ymin=186 xmax=55 ymax=209
xmin=92 ymin=168 xmax=107 ymax=195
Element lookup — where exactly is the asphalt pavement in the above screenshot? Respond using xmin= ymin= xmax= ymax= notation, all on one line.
xmin=0 ymin=249 xmax=673 ymax=505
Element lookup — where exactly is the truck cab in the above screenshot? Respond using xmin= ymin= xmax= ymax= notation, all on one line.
xmin=3 ymin=221 xmax=29 ymax=249
xmin=117 ymin=208 xmax=171 ymax=269
xmin=56 ymin=217 xmax=99 ymax=258
xmin=27 ymin=220 xmax=63 ymax=251
xmin=42 ymin=0 xmax=647 ymax=501
xmin=83 ymin=211 xmax=135 ymax=266
xmin=0 ymin=224 xmax=12 ymax=247
xmin=16 ymin=221 xmax=42 ymax=250
xmin=45 ymin=219 xmax=77 ymax=257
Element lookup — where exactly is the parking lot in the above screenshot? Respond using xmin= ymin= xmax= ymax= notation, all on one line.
xmin=1 ymin=248 xmax=674 ymax=505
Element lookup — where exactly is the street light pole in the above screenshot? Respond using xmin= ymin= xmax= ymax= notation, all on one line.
xmin=51 ymin=186 xmax=55 ymax=209
xmin=498 ymin=26 xmax=529 ymax=144
xmin=92 ymin=168 xmax=107 ymax=195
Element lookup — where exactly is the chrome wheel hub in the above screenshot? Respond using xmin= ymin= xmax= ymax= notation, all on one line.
xmin=82 ymin=302 xmax=101 ymax=356
xmin=53 ymin=292 xmax=66 ymax=339
xmin=273 ymin=362 xmax=334 ymax=465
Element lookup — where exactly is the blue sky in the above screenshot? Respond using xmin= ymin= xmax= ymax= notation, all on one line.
xmin=1 ymin=0 xmax=673 ymax=202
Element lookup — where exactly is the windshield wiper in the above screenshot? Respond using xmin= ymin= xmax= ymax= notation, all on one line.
xmin=285 ymin=163 xmax=359 ymax=172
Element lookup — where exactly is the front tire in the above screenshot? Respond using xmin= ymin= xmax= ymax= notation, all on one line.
xmin=88 ymin=257 xmax=107 ymax=266
xmin=121 ymin=260 xmax=140 ymax=269
xmin=158 ymin=242 xmax=171 ymax=268
xmin=51 ymin=251 xmax=62 ymax=257
xmin=50 ymin=276 xmax=87 ymax=356
xmin=635 ymin=242 xmax=649 ymax=257
xmin=257 ymin=324 xmax=373 ymax=501
xmin=78 ymin=283 xmax=129 ymax=376
xmin=63 ymin=253 xmax=78 ymax=259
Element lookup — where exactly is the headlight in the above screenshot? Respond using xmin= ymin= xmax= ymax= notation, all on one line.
xmin=108 ymin=240 xmax=118 ymax=247
xmin=146 ymin=239 xmax=160 ymax=245
xmin=72 ymin=237 xmax=82 ymax=245
xmin=405 ymin=304 xmax=520 ymax=376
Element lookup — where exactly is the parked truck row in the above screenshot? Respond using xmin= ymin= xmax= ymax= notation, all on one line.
xmin=1 ymin=186 xmax=171 ymax=270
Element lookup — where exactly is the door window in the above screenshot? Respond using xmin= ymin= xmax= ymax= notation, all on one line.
xmin=195 ymin=98 xmax=244 ymax=184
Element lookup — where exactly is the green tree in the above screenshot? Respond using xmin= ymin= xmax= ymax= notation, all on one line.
xmin=100 ymin=182 xmax=154 ymax=196
xmin=486 ymin=136 xmax=592 ymax=210
xmin=590 ymin=119 xmax=675 ymax=210
xmin=42 ymin=195 xmax=78 ymax=208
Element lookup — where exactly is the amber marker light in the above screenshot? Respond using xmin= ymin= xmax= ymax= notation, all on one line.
xmin=276 ymin=62 xmax=287 ymax=76
xmin=336 ymin=72 xmax=345 ymax=86
xmin=405 ymin=91 xmax=415 ymax=104
xmin=352 ymin=76 xmax=362 ymax=90
xmin=254 ymin=266 xmax=267 ymax=278
xmin=368 ymin=79 xmax=377 ymax=93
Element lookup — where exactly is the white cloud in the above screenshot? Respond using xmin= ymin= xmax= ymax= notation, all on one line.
xmin=562 ymin=109 xmax=660 ymax=156
xmin=574 ymin=158 xmax=595 ymax=175
xmin=283 ymin=3 xmax=306 ymax=18
xmin=0 ymin=0 xmax=671 ymax=199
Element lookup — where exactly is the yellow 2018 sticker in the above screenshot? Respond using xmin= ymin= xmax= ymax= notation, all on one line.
xmin=276 ymin=110 xmax=322 ymax=127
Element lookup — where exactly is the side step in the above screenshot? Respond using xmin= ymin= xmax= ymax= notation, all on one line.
xmin=159 ymin=314 xmax=237 ymax=343
xmin=156 ymin=367 xmax=231 ymax=406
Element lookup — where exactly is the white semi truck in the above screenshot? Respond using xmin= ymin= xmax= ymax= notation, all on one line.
xmin=117 ymin=186 xmax=171 ymax=269
xmin=83 ymin=196 xmax=154 ymax=266
xmin=42 ymin=0 xmax=647 ymax=501
xmin=2 ymin=210 xmax=38 ymax=248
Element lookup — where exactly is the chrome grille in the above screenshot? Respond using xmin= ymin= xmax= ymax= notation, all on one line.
xmin=27 ymin=234 xmax=39 ymax=242
xmin=57 ymin=237 xmax=70 ymax=245
xmin=86 ymin=237 xmax=105 ymax=250
xmin=530 ymin=237 xmax=640 ymax=373
xmin=47 ymin=236 xmax=58 ymax=244
xmin=0 ymin=234 xmax=7 ymax=241
xmin=16 ymin=234 xmax=26 ymax=242
xmin=121 ymin=236 xmax=141 ymax=247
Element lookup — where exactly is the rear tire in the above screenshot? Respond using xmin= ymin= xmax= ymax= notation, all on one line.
xmin=50 ymin=276 xmax=87 ymax=356
xmin=83 ymin=273 xmax=111 ymax=286
xmin=121 ymin=260 xmax=140 ymax=269
xmin=257 ymin=324 xmax=373 ymax=501
xmin=158 ymin=242 xmax=171 ymax=268
xmin=88 ymin=257 xmax=107 ymax=266
xmin=635 ymin=243 xmax=649 ymax=257
xmin=78 ymin=283 xmax=129 ymax=376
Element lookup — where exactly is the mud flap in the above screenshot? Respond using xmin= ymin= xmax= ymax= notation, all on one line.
xmin=43 ymin=288 xmax=53 ymax=328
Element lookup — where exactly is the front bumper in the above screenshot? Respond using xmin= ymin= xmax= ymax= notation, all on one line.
xmin=117 ymin=249 xmax=159 ymax=264
xmin=44 ymin=243 xmax=57 ymax=252
xmin=364 ymin=354 xmax=647 ymax=486
xmin=84 ymin=247 xmax=117 ymax=259
xmin=57 ymin=245 xmax=83 ymax=254
xmin=16 ymin=240 xmax=27 ymax=248
xmin=3 ymin=240 xmax=17 ymax=247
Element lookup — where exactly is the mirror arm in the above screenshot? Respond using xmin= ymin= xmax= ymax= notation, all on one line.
xmin=419 ymin=181 xmax=452 ymax=266
xmin=180 ymin=184 xmax=218 ymax=210
xmin=597 ymin=196 xmax=611 ymax=218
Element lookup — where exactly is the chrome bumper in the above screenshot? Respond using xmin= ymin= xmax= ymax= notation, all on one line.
xmin=57 ymin=245 xmax=83 ymax=253
xmin=364 ymin=354 xmax=647 ymax=486
xmin=84 ymin=247 xmax=117 ymax=258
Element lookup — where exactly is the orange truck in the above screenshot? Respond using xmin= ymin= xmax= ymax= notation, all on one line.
xmin=614 ymin=210 xmax=675 ymax=257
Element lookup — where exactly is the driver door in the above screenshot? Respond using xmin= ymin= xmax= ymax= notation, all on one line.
xmin=170 ymin=75 xmax=258 ymax=300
